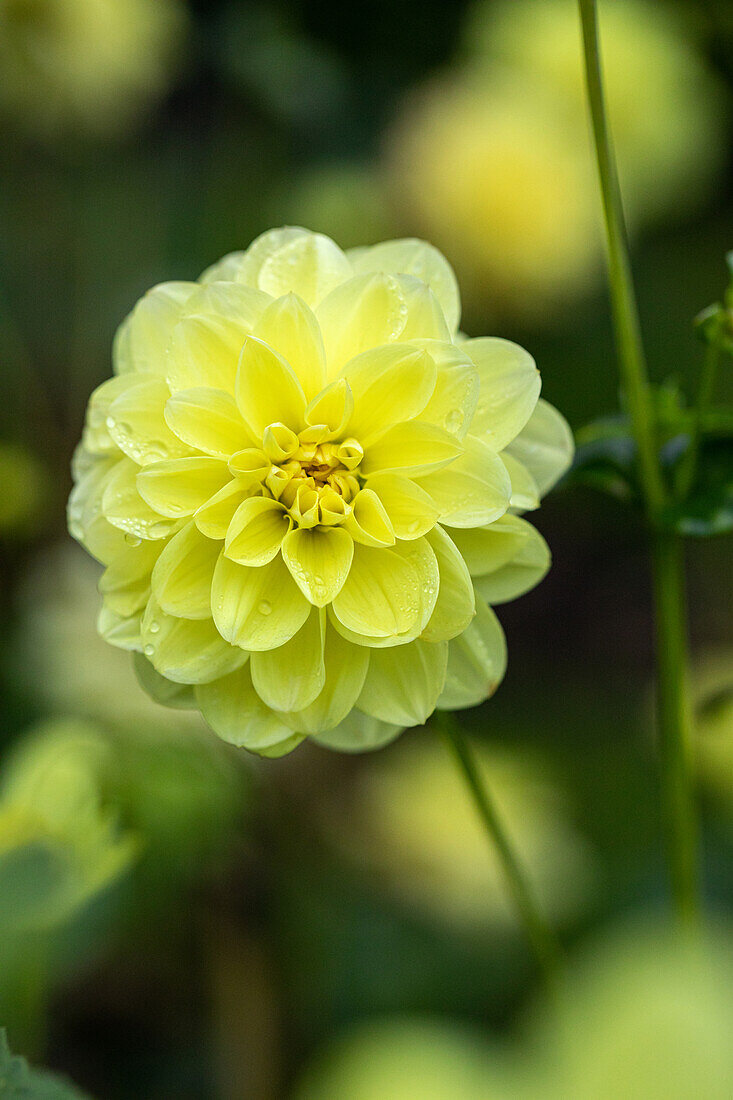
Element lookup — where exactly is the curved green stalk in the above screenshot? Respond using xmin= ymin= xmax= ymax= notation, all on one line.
xmin=439 ymin=718 xmax=562 ymax=988
xmin=578 ymin=0 xmax=700 ymax=925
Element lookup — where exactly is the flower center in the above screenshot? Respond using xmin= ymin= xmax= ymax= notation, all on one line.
xmin=228 ymin=423 xmax=365 ymax=529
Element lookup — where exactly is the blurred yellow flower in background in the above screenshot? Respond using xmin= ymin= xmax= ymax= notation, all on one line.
xmin=0 ymin=442 xmax=47 ymax=537
xmin=343 ymin=738 xmax=595 ymax=931
xmin=386 ymin=0 xmax=725 ymax=322
xmin=0 ymin=0 xmax=187 ymax=140
xmin=68 ymin=228 xmax=572 ymax=756
xmin=0 ymin=719 xmax=135 ymax=935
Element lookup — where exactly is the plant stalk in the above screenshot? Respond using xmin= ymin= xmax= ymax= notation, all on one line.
xmin=677 ymin=342 xmax=719 ymax=500
xmin=440 ymin=719 xmax=562 ymax=988
xmin=578 ymin=0 xmax=700 ymax=923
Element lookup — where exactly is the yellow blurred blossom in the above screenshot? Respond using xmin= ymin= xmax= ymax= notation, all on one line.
xmin=0 ymin=0 xmax=187 ymax=139
xmin=386 ymin=0 xmax=725 ymax=320
xmin=68 ymin=228 xmax=573 ymax=756
xmin=0 ymin=441 xmax=47 ymax=536
xmin=344 ymin=738 xmax=595 ymax=930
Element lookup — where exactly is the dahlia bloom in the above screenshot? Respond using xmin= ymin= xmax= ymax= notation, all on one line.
xmin=69 ymin=228 xmax=572 ymax=757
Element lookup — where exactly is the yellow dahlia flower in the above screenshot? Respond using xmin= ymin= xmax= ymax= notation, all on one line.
xmin=0 ymin=0 xmax=187 ymax=140
xmin=69 ymin=228 xmax=572 ymax=757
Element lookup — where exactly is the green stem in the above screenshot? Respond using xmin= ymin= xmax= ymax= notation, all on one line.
xmin=578 ymin=0 xmax=700 ymax=924
xmin=650 ymin=532 xmax=699 ymax=925
xmin=578 ymin=0 xmax=666 ymax=519
xmin=439 ymin=718 xmax=562 ymax=989
xmin=677 ymin=342 xmax=720 ymax=500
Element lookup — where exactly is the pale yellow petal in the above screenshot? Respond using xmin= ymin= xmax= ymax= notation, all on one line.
xmin=250 ymin=607 xmax=326 ymax=712
xmin=421 ymin=526 xmax=475 ymax=642
xmin=164 ymin=387 xmax=254 ymax=457
xmin=99 ymin=536 xmax=161 ymax=617
xmin=361 ymin=421 xmax=462 ymax=477
xmin=256 ymin=231 xmax=353 ymax=306
xmin=305 ymin=378 xmax=353 ymax=436
xmin=166 ymin=283 xmax=271 ymax=391
xmin=312 ymin=710 xmax=403 ymax=752
xmin=473 ymin=521 xmax=550 ymax=605
xmin=211 ymin=552 xmax=310 ymax=651
xmin=137 ymin=457 xmax=231 ymax=518
xmin=316 ymin=272 xmax=410 ymax=376
xmin=102 ymin=458 xmax=180 ymax=540
xmin=280 ymin=622 xmax=370 ymax=734
xmin=417 ymin=340 xmax=480 ymax=440
xmin=151 ymin=521 xmax=220 ymax=619
xmin=141 ymin=598 xmax=247 ymax=685
xmin=502 ymin=453 xmax=540 ymax=512
xmin=194 ymin=480 xmax=259 ymax=540
xmin=113 ymin=281 xmax=197 ymax=376
xmin=437 ymin=598 xmax=507 ymax=710
xmin=417 ymin=434 xmax=511 ymax=527
xmin=281 ymin=526 xmax=354 ymax=606
xmin=397 ymin=278 xmax=452 ymax=342
xmin=464 ymin=337 xmax=541 ymax=451
xmin=504 ymin=398 xmax=574 ymax=497
xmin=196 ymin=663 xmax=302 ymax=756
xmin=344 ymin=489 xmax=395 ymax=548
xmin=366 ymin=473 xmax=439 ymax=540
xmin=358 ymin=638 xmax=448 ymax=726
xmin=341 ymin=343 xmax=436 ymax=442
xmin=449 ymin=515 xmax=530 ymax=577
xmin=225 ymin=497 xmax=291 ymax=566
xmin=107 ymin=376 xmax=192 ymax=466
xmin=82 ymin=374 xmax=143 ymax=455
xmin=253 ymin=292 xmax=327 ymax=399
xmin=235 ymin=336 xmax=306 ymax=438
xmin=349 ymin=238 xmax=461 ymax=333
xmin=331 ymin=542 xmax=422 ymax=638
xmin=200 ymin=228 xmax=307 ymax=286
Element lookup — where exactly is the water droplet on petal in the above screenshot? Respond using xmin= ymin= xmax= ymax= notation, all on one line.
xmin=125 ymin=533 xmax=142 ymax=547
xmin=445 ymin=409 xmax=463 ymax=433
xmin=148 ymin=620 xmax=160 ymax=634
xmin=258 ymin=600 xmax=272 ymax=615
xmin=143 ymin=643 xmax=155 ymax=657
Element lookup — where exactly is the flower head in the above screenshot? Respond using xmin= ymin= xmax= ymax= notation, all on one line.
xmin=69 ymin=228 xmax=573 ymax=756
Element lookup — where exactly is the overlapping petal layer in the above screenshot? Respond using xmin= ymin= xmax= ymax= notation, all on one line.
xmin=69 ymin=228 xmax=573 ymax=756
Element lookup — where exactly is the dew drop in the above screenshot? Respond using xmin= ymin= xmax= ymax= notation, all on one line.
xmin=143 ymin=643 xmax=155 ymax=657
xmin=445 ymin=409 xmax=463 ymax=433
xmin=105 ymin=415 xmax=116 ymax=430
xmin=258 ymin=599 xmax=272 ymax=615
xmin=148 ymin=620 xmax=160 ymax=634
xmin=125 ymin=533 xmax=142 ymax=547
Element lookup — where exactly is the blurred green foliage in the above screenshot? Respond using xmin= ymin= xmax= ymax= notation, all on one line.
xmin=0 ymin=0 xmax=731 ymax=1096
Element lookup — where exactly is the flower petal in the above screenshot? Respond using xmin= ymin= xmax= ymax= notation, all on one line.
xmin=417 ymin=341 xmax=480 ymax=440
xmin=358 ymin=638 xmax=448 ymax=726
xmin=165 ymin=283 xmax=272 ymax=391
xmin=421 ymin=526 xmax=475 ymax=642
xmin=102 ymin=458 xmax=180 ymax=540
xmin=255 ymin=232 xmax=353 ymax=306
xmin=113 ymin=281 xmax=198 ymax=376
xmin=164 ymin=388 xmax=254 ymax=457
xmin=503 ymin=398 xmax=574 ymax=497
xmin=437 ymin=598 xmax=507 ymax=710
xmin=464 ymin=337 xmax=541 ymax=451
xmin=194 ymin=480 xmax=259 ymax=540
xmin=99 ymin=537 xmax=161 ymax=617
xmin=211 ymin=552 xmax=310 ymax=651
xmin=344 ymin=489 xmax=395 ymax=548
xmin=312 ymin=710 xmax=403 ymax=753
xmin=502 ymin=453 xmax=540 ymax=512
xmin=235 ymin=336 xmax=307 ymax=438
xmin=281 ymin=526 xmax=354 ymax=606
xmin=141 ymin=598 xmax=247 ymax=685
xmin=473 ymin=521 xmax=550 ymax=605
xmin=151 ymin=521 xmax=220 ymax=619
xmin=367 ymin=473 xmax=439 ymax=540
xmin=137 ymin=457 xmax=231 ymax=518
xmin=253 ymin=292 xmax=327 ymax=399
xmin=305 ymin=378 xmax=353 ymax=436
xmin=196 ymin=663 xmax=302 ymax=756
xmin=225 ymin=497 xmax=292 ymax=566
xmin=107 ymin=377 xmax=192 ymax=466
xmin=349 ymin=238 xmax=461 ymax=334
xmin=340 ymin=343 xmax=437 ymax=442
xmin=280 ymin=621 xmax=370 ymax=734
xmin=250 ymin=607 xmax=326 ymax=712
xmin=331 ymin=542 xmax=422 ymax=638
xmin=317 ymin=272 xmax=411 ymax=376
xmin=449 ymin=515 xmax=530 ymax=577
xmin=417 ymin=434 xmax=511 ymax=527
xmin=361 ymin=422 xmax=463 ymax=477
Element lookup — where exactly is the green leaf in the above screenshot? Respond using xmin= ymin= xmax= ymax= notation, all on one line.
xmin=570 ymin=417 xmax=639 ymax=503
xmin=663 ymin=436 xmax=733 ymax=537
xmin=0 ymin=1030 xmax=92 ymax=1099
